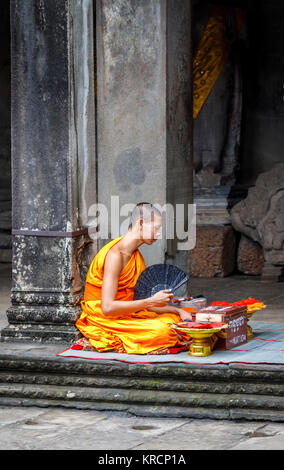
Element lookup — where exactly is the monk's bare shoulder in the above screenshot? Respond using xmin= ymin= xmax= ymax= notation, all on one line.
xmin=104 ymin=245 xmax=123 ymax=276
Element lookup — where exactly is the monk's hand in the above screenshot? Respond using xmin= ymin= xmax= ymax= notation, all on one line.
xmin=177 ymin=308 xmax=193 ymax=322
xmin=149 ymin=289 xmax=173 ymax=307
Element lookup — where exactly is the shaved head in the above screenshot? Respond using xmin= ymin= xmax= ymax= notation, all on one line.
xmin=128 ymin=202 xmax=162 ymax=230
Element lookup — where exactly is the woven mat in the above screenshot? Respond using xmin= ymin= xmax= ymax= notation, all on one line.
xmin=57 ymin=322 xmax=284 ymax=365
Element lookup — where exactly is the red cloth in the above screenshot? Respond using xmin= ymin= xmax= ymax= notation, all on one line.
xmin=211 ymin=297 xmax=260 ymax=306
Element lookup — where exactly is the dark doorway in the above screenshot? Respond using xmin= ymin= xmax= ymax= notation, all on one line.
xmin=192 ymin=0 xmax=284 ymax=193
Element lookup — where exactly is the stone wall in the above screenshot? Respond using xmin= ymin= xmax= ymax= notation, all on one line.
xmin=96 ymin=0 xmax=193 ymax=270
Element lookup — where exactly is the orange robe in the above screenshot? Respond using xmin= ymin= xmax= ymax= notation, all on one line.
xmin=75 ymin=236 xmax=188 ymax=354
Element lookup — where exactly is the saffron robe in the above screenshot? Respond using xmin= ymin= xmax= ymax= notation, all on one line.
xmin=75 ymin=236 xmax=189 ymax=354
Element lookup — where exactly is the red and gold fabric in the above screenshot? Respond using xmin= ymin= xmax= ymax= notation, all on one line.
xmin=193 ymin=6 xmax=245 ymax=119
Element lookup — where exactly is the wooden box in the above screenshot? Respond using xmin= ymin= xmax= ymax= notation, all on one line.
xmin=195 ymin=305 xmax=248 ymax=350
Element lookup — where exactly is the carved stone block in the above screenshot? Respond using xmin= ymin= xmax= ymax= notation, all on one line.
xmin=189 ymin=225 xmax=236 ymax=277
xmin=237 ymin=234 xmax=264 ymax=275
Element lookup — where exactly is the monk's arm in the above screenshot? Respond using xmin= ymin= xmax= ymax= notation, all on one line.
xmin=150 ymin=306 xmax=193 ymax=320
xmin=150 ymin=306 xmax=179 ymax=314
xmin=101 ymin=250 xmax=173 ymax=316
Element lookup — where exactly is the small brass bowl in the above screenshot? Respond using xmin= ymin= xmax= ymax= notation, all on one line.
xmin=171 ymin=324 xmax=228 ymax=357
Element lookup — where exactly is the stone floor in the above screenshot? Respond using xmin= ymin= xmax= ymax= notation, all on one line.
xmin=1 ymin=262 xmax=284 ymax=329
xmin=0 ymin=405 xmax=284 ymax=450
xmin=0 ymin=262 xmax=284 ymax=450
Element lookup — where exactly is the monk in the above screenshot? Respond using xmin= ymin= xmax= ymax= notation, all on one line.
xmin=75 ymin=202 xmax=192 ymax=354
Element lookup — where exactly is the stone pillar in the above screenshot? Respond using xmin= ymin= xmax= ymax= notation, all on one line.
xmin=0 ymin=0 xmax=11 ymax=263
xmin=165 ymin=0 xmax=193 ymax=281
xmin=1 ymin=0 xmax=97 ymax=343
xmin=96 ymin=0 xmax=193 ymax=275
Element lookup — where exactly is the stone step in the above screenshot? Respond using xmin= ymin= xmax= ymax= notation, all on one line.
xmin=0 ymin=382 xmax=283 ymax=421
xmin=0 ymin=248 xmax=12 ymax=262
xmin=0 ymin=189 xmax=11 ymax=201
xmin=0 ymin=233 xmax=12 ymax=248
xmin=1 ymin=370 xmax=284 ymax=396
xmin=1 ymin=324 xmax=81 ymax=343
xmin=0 ymin=201 xmax=11 ymax=212
xmin=0 ymin=395 xmax=283 ymax=422
xmin=0 ymin=212 xmax=11 ymax=230
xmin=0 ymin=344 xmax=284 ymax=421
xmin=4 ymin=382 xmax=284 ymax=409
xmin=0 ymin=222 xmax=11 ymax=230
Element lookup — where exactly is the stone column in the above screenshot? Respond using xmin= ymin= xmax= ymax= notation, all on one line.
xmin=0 ymin=1 xmax=11 ymax=263
xmin=165 ymin=0 xmax=194 ymax=285
xmin=96 ymin=0 xmax=193 ymax=277
xmin=1 ymin=0 xmax=97 ymax=343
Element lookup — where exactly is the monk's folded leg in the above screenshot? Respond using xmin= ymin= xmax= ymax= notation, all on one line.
xmin=76 ymin=300 xmax=190 ymax=354
xmin=147 ymin=312 xmax=191 ymax=345
xmin=77 ymin=316 xmax=183 ymax=355
xmin=123 ymin=316 xmax=180 ymax=354
xmin=112 ymin=317 xmax=183 ymax=354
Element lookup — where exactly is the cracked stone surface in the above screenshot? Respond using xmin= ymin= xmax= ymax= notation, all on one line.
xmin=0 ymin=406 xmax=283 ymax=450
